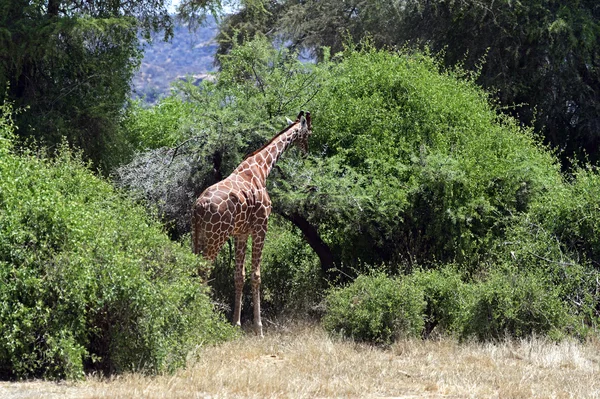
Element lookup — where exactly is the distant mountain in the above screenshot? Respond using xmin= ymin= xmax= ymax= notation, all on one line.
xmin=132 ymin=17 xmax=219 ymax=102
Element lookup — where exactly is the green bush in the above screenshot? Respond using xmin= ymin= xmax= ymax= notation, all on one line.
xmin=0 ymin=116 xmax=236 ymax=379
xmin=322 ymin=267 xmax=583 ymax=344
xmin=463 ymin=269 xmax=575 ymax=341
xmin=323 ymin=273 xmax=425 ymax=344
xmin=407 ymin=267 xmax=469 ymax=337
xmin=408 ymin=267 xmax=581 ymax=341
xmin=504 ymin=167 xmax=600 ymax=268
xmin=492 ymin=166 xmax=600 ymax=328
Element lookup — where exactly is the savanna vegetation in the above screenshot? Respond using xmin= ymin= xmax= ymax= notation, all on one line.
xmin=1 ymin=0 xmax=599 ymax=383
xmin=0 ymin=100 xmax=236 ymax=380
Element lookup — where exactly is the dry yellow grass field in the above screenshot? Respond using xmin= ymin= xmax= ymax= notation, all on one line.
xmin=1 ymin=323 xmax=599 ymax=398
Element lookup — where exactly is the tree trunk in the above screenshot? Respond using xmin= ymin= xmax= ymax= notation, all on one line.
xmin=278 ymin=210 xmax=336 ymax=278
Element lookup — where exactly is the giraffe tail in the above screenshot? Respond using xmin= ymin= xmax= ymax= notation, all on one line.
xmin=191 ymin=203 xmax=202 ymax=255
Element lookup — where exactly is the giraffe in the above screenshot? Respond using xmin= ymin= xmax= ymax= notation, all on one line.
xmin=191 ymin=111 xmax=312 ymax=337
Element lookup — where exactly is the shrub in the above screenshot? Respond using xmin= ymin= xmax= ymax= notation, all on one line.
xmin=463 ymin=269 xmax=575 ymax=341
xmin=557 ymin=168 xmax=600 ymax=263
xmin=505 ymin=167 xmax=600 ymax=268
xmin=322 ymin=267 xmax=582 ymax=345
xmin=323 ymin=273 xmax=425 ymax=344
xmin=0 ymin=131 xmax=236 ymax=379
xmin=409 ymin=267 xmax=583 ymax=341
xmin=493 ymin=166 xmax=600 ymax=329
xmin=407 ymin=267 xmax=469 ymax=337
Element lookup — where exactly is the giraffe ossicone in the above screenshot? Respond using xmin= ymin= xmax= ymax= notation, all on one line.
xmin=192 ymin=111 xmax=312 ymax=337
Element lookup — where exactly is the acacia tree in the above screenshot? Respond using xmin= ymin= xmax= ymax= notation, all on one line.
xmin=218 ymin=0 xmax=600 ymax=165
xmin=117 ymin=38 xmax=564 ymax=282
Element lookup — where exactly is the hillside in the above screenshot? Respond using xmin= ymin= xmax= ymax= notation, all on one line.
xmin=132 ymin=18 xmax=219 ymax=102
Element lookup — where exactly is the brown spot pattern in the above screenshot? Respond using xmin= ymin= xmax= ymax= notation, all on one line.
xmin=191 ymin=112 xmax=312 ymax=337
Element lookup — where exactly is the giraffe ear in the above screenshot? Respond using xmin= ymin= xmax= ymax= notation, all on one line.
xmin=299 ymin=115 xmax=307 ymax=128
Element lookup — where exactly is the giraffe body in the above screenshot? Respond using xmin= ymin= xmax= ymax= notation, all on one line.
xmin=192 ymin=111 xmax=311 ymax=336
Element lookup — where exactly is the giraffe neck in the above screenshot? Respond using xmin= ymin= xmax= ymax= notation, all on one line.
xmin=235 ymin=123 xmax=300 ymax=184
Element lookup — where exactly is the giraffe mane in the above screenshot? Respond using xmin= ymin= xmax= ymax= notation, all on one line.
xmin=243 ymin=120 xmax=301 ymax=160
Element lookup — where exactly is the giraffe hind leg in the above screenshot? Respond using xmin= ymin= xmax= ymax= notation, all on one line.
xmin=233 ymin=234 xmax=249 ymax=328
xmin=250 ymin=228 xmax=267 ymax=338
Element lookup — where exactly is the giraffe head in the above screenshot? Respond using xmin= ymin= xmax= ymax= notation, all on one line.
xmin=294 ymin=110 xmax=312 ymax=155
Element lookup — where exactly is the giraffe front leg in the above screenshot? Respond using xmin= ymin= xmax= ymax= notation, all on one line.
xmin=251 ymin=229 xmax=266 ymax=338
xmin=233 ymin=235 xmax=248 ymax=328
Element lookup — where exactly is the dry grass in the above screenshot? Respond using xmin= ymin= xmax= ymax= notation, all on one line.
xmin=2 ymin=323 xmax=600 ymax=398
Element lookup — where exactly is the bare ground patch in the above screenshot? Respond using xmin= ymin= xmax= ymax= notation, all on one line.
xmin=2 ymin=323 xmax=599 ymax=398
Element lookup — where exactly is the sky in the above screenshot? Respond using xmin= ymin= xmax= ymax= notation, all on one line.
xmin=168 ymin=0 xmax=180 ymax=14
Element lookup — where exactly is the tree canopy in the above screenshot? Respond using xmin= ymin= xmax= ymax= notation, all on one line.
xmin=117 ymin=39 xmax=562 ymax=274
xmin=218 ymin=0 xmax=600 ymax=165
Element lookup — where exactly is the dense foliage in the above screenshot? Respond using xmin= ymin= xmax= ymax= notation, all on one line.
xmin=0 ymin=0 xmax=178 ymax=170
xmin=118 ymin=38 xmax=600 ymax=344
xmin=219 ymin=0 xmax=600 ymax=165
xmin=280 ymin=46 xmax=561 ymax=270
xmin=324 ymin=267 xmax=579 ymax=344
xmin=0 ymin=102 xmax=235 ymax=379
